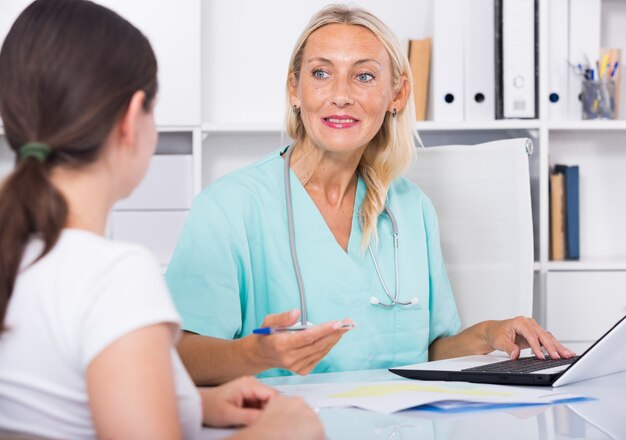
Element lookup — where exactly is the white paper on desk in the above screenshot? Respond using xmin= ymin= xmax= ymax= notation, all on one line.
xmin=275 ymin=380 xmax=584 ymax=414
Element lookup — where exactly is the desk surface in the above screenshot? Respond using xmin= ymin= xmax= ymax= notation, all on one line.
xmin=200 ymin=368 xmax=626 ymax=440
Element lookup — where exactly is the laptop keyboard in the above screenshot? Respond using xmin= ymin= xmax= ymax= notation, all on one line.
xmin=461 ymin=355 xmax=581 ymax=374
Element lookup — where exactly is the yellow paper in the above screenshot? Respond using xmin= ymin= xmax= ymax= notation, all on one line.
xmin=330 ymin=383 xmax=513 ymax=399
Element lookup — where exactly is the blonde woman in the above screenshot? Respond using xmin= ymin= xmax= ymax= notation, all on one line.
xmin=166 ymin=4 xmax=574 ymax=385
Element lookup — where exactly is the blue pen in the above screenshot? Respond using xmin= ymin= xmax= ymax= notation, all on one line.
xmin=610 ymin=61 xmax=619 ymax=79
xmin=253 ymin=327 xmax=307 ymax=335
xmin=253 ymin=323 xmax=355 ymax=335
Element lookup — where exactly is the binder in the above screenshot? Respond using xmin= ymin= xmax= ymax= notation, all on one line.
xmin=463 ymin=0 xmax=495 ymax=121
xmin=549 ymin=172 xmax=566 ymax=261
xmin=408 ymin=38 xmax=431 ymax=121
xmin=501 ymin=0 xmax=537 ymax=119
xmin=555 ymin=165 xmax=580 ymax=260
xmin=567 ymin=0 xmax=601 ymax=120
xmin=430 ymin=0 xmax=464 ymax=121
xmin=547 ymin=0 xmax=569 ymax=121
xmin=495 ymin=0 xmax=504 ymax=119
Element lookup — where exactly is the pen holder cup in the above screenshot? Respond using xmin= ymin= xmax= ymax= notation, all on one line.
xmin=581 ymin=79 xmax=616 ymax=120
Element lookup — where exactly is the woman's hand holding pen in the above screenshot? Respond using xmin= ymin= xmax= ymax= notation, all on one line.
xmin=247 ymin=309 xmax=354 ymax=375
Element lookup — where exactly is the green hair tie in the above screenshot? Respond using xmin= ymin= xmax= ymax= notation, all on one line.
xmin=19 ymin=142 xmax=51 ymax=163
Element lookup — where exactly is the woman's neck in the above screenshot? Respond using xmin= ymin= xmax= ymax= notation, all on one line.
xmin=289 ymin=139 xmax=364 ymax=208
xmin=49 ymin=162 xmax=116 ymax=235
xmin=288 ymin=139 xmax=365 ymax=252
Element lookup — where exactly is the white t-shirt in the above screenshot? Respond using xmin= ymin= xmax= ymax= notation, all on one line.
xmin=0 ymin=229 xmax=202 ymax=439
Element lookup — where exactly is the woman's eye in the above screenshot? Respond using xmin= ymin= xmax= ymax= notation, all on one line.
xmin=313 ymin=69 xmax=329 ymax=79
xmin=357 ymin=73 xmax=374 ymax=82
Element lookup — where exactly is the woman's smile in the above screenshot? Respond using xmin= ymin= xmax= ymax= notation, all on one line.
xmin=321 ymin=114 xmax=361 ymax=129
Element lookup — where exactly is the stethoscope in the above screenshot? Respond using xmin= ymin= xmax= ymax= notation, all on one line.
xmin=282 ymin=145 xmax=419 ymax=326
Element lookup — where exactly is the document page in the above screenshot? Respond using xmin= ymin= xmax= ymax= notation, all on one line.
xmin=275 ymin=380 xmax=586 ymax=414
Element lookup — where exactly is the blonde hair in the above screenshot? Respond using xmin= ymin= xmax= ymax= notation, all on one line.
xmin=284 ymin=4 xmax=418 ymax=249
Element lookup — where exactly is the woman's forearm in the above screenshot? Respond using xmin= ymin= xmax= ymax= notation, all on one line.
xmin=428 ymin=321 xmax=494 ymax=361
xmin=430 ymin=317 xmax=576 ymax=362
xmin=176 ymin=332 xmax=270 ymax=386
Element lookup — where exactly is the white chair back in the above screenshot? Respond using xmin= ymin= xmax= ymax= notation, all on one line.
xmin=405 ymin=138 xmax=534 ymax=328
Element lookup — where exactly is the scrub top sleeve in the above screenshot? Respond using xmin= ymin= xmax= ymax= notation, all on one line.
xmin=165 ymin=192 xmax=244 ymax=339
xmin=423 ymin=197 xmax=462 ymax=345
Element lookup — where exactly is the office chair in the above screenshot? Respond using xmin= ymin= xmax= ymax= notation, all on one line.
xmin=404 ymin=138 xmax=534 ymax=329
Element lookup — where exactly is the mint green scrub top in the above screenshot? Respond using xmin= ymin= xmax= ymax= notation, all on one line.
xmin=165 ymin=150 xmax=461 ymax=377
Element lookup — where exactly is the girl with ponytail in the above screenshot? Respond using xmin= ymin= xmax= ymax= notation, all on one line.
xmin=0 ymin=1 xmax=322 ymax=439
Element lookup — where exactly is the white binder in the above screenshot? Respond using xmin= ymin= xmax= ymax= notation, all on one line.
xmin=547 ymin=0 xmax=569 ymax=121
xmin=567 ymin=0 xmax=601 ymax=120
xmin=464 ymin=0 xmax=495 ymax=121
xmin=502 ymin=0 xmax=536 ymax=119
xmin=430 ymin=0 xmax=464 ymax=121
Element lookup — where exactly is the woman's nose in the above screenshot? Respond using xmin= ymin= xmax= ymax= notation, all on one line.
xmin=330 ymin=76 xmax=354 ymax=107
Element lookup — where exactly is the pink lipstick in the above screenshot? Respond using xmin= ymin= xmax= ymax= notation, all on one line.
xmin=322 ymin=115 xmax=360 ymax=129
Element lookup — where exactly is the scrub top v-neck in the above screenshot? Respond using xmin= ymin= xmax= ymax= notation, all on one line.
xmin=165 ymin=150 xmax=461 ymax=377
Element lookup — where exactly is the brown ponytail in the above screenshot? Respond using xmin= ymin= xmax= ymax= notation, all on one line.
xmin=0 ymin=0 xmax=158 ymax=332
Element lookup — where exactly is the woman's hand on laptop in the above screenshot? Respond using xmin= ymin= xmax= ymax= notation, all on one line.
xmin=485 ymin=317 xmax=577 ymax=360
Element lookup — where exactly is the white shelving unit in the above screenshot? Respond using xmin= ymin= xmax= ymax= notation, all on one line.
xmin=539 ymin=0 xmax=626 ymax=354
xmin=0 ymin=0 xmax=624 ymax=350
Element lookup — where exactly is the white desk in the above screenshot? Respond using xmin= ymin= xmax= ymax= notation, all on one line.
xmin=200 ymin=369 xmax=626 ymax=439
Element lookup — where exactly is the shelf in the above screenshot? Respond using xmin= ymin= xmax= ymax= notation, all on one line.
xmin=202 ymin=122 xmax=283 ymax=133
xmin=8 ymin=119 xmax=626 ymax=134
xmin=0 ymin=124 xmax=194 ymax=135
xmin=156 ymin=125 xmax=199 ymax=132
xmin=548 ymin=120 xmax=626 ymax=131
xmin=20 ymin=119 xmax=626 ymax=135
xmin=200 ymin=120 xmax=543 ymax=133
xmin=546 ymin=258 xmax=626 ymax=272
xmin=417 ymin=120 xmax=541 ymax=131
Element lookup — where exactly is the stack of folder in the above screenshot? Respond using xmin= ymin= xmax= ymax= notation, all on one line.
xmin=416 ymin=0 xmax=618 ymax=122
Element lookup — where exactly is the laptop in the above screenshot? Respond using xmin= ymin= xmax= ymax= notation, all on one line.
xmin=390 ymin=314 xmax=626 ymax=387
